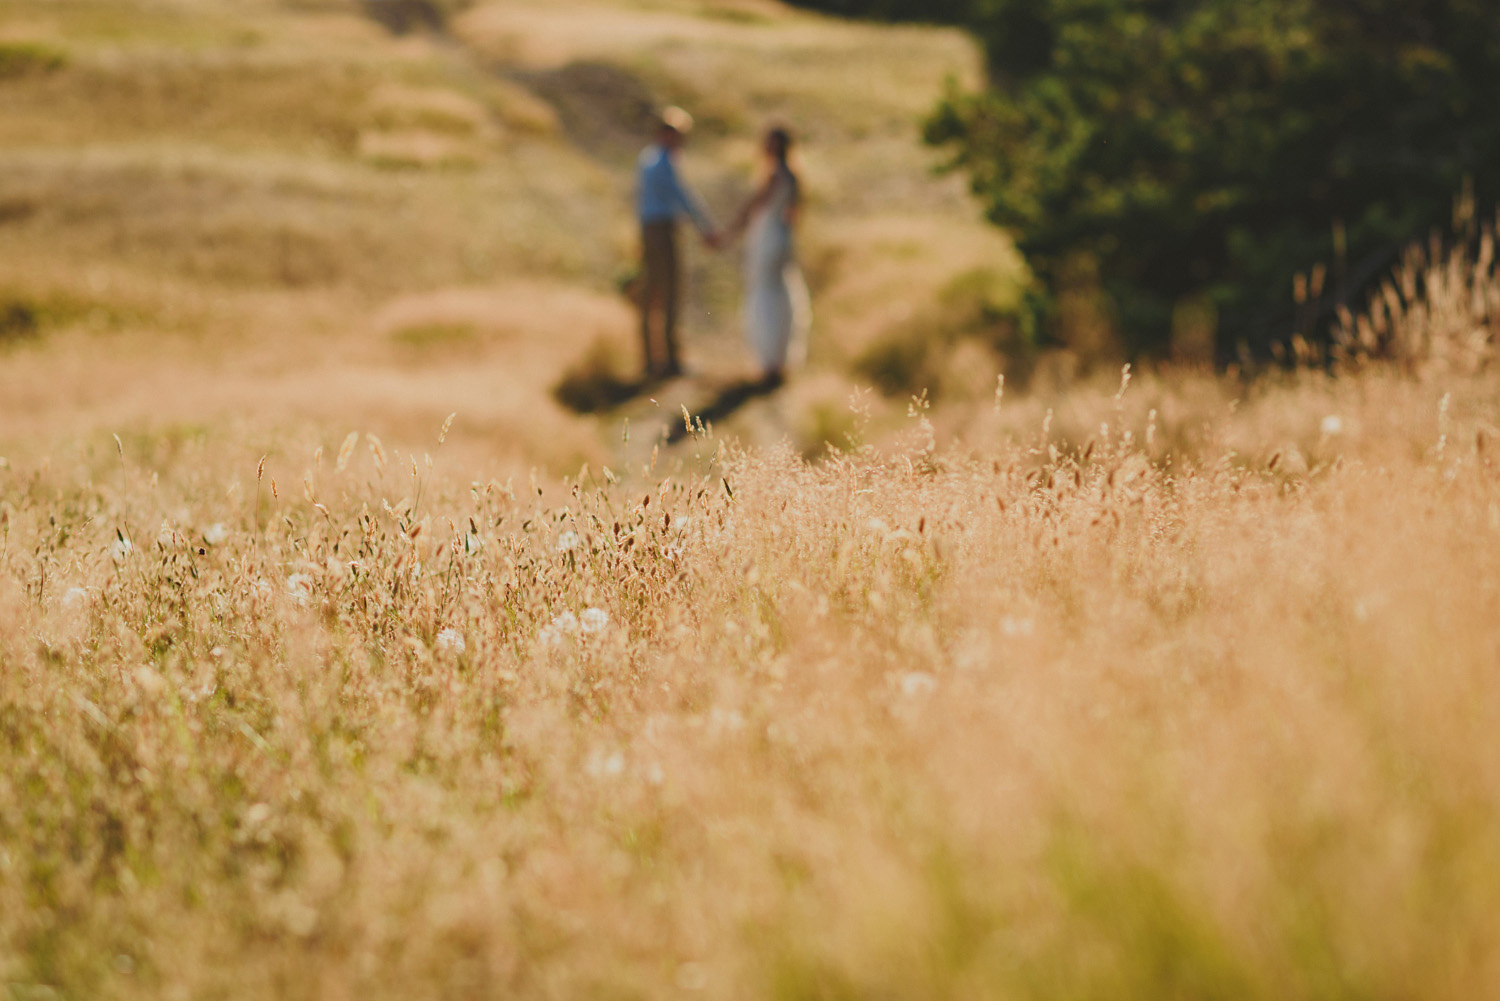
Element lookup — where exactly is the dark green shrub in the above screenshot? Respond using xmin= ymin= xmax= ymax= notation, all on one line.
xmin=925 ymin=0 xmax=1500 ymax=358
xmin=0 ymin=41 xmax=66 ymax=79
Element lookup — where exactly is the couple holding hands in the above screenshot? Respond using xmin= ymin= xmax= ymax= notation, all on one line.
xmin=635 ymin=108 xmax=809 ymax=388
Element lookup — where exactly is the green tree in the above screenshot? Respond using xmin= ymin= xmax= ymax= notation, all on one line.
xmin=924 ymin=0 xmax=1500 ymax=358
xmin=782 ymin=0 xmax=972 ymax=22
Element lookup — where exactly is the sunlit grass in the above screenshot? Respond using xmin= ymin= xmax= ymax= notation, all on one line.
xmin=4 ymin=355 xmax=1500 ymax=998
xmin=5 ymin=2 xmax=1499 ymax=996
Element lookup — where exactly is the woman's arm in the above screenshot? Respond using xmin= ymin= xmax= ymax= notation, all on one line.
xmin=727 ymin=176 xmax=777 ymax=241
xmin=783 ymin=173 xmax=800 ymax=227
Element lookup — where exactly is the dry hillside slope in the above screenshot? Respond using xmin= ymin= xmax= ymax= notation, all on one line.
xmin=0 ymin=0 xmax=1017 ymax=474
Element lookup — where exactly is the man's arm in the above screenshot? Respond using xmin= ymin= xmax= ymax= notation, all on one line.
xmin=661 ymin=157 xmax=715 ymax=237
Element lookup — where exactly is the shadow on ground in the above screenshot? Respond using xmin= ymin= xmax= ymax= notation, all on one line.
xmin=512 ymin=62 xmax=659 ymax=163
xmin=552 ymin=368 xmax=649 ymax=414
xmin=361 ymin=0 xmax=449 ymax=36
xmin=665 ymin=376 xmax=781 ymax=443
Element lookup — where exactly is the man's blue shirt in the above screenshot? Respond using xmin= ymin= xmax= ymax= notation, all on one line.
xmin=636 ymin=144 xmax=712 ymax=232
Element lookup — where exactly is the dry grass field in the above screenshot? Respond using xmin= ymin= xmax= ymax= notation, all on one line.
xmin=5 ymin=2 xmax=1500 ymax=999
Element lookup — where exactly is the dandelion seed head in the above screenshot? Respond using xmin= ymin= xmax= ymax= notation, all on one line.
xmin=556 ymin=529 xmax=581 ymax=553
xmin=1353 ymin=592 xmax=1385 ymax=622
xmin=435 ymin=627 xmax=466 ymax=655
xmin=675 ymin=963 xmax=709 ymax=991
xmin=133 ymin=666 xmax=165 ymax=697
xmin=285 ymin=573 xmax=314 ymax=606
xmin=540 ymin=611 xmax=580 ymax=646
xmin=1321 ymin=415 xmax=1345 ymax=436
xmin=586 ymin=750 xmax=625 ymax=778
xmin=707 ymin=708 xmax=746 ymax=736
xmin=580 ymin=607 xmax=610 ymax=633
xmin=900 ymin=671 xmax=937 ymax=697
xmin=202 ymin=523 xmax=229 ymax=546
xmin=1001 ymin=616 xmax=1035 ymax=637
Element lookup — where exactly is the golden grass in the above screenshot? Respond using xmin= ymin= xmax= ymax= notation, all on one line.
xmin=6 ymin=4 xmax=1499 ymax=995
xmin=3 ymin=353 xmax=1500 ymax=999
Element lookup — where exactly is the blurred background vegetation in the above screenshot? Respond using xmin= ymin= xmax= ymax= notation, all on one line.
xmin=794 ymin=0 xmax=1500 ymax=365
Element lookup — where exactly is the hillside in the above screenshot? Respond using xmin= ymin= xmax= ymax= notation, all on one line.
xmin=0 ymin=0 xmax=1019 ymax=476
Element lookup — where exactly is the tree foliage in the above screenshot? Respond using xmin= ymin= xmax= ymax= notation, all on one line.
xmin=858 ymin=0 xmax=1500 ymax=358
xmin=781 ymin=0 xmax=972 ymax=22
xmin=923 ymin=0 xmax=1500 ymax=357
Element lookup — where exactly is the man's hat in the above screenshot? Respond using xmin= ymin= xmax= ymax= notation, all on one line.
xmin=659 ymin=106 xmax=695 ymax=135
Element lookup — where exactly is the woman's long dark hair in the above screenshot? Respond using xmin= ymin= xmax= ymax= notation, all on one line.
xmin=765 ymin=126 xmax=792 ymax=164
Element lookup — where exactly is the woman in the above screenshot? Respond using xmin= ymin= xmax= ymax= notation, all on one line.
xmin=726 ymin=127 xmax=810 ymax=387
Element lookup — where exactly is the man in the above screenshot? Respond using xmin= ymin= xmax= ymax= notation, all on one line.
xmin=635 ymin=107 xmax=718 ymax=381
